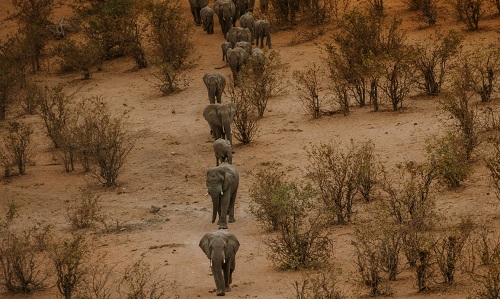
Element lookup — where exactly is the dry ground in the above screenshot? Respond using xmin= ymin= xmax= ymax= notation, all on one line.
xmin=1 ymin=0 xmax=500 ymax=298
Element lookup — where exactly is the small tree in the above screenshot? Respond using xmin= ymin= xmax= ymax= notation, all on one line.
xmin=357 ymin=141 xmax=378 ymax=202
xmin=9 ymin=0 xmax=54 ymax=73
xmin=450 ymin=0 xmax=485 ymax=30
xmin=380 ymin=54 xmax=415 ymax=111
xmin=0 ymin=121 xmax=33 ymax=176
xmin=145 ymin=0 xmax=194 ymax=95
xmin=410 ymin=31 xmax=462 ymax=96
xmin=0 ymin=36 xmax=26 ymax=120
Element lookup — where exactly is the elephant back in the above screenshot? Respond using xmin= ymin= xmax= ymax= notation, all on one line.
xmin=201 ymin=6 xmax=213 ymax=18
xmin=203 ymin=104 xmax=223 ymax=127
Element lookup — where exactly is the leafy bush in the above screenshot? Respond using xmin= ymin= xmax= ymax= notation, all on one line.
xmin=249 ymin=163 xmax=287 ymax=231
xmin=0 ymin=121 xmax=33 ymax=176
xmin=426 ymin=132 xmax=472 ymax=189
xmin=39 ymin=85 xmax=74 ymax=148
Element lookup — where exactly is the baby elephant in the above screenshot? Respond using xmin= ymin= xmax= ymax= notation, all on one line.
xmin=200 ymin=6 xmax=214 ymax=34
xmin=213 ymin=138 xmax=232 ymax=166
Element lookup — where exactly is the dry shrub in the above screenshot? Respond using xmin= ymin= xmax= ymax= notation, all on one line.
xmin=0 ymin=205 xmax=52 ymax=294
xmin=433 ymin=218 xmax=474 ymax=285
xmin=145 ymin=0 xmax=194 ymax=95
xmin=441 ymin=87 xmax=480 ymax=161
xmin=226 ymin=79 xmax=260 ymax=145
xmin=380 ymin=54 xmax=415 ymax=111
xmin=249 ymin=163 xmax=286 ymax=231
xmin=449 ymin=0 xmax=485 ymax=30
xmin=75 ymin=255 xmax=115 ymax=299
xmin=50 ymin=233 xmax=89 ymax=299
xmin=410 ymin=30 xmax=462 ymax=96
xmin=293 ymin=63 xmax=324 ymax=119
xmin=485 ymin=138 xmax=500 ymax=201
xmin=67 ymin=188 xmax=103 ymax=230
xmin=357 ymin=141 xmax=378 ymax=202
xmin=0 ymin=121 xmax=33 ymax=176
xmin=292 ymin=268 xmax=345 ymax=299
xmin=39 ymin=85 xmax=74 ymax=149
xmin=53 ymin=37 xmax=102 ymax=79
xmin=263 ymin=181 xmax=333 ymax=270
xmin=118 ymin=259 xmax=168 ymax=299
xmin=465 ymin=227 xmax=500 ymax=299
xmin=307 ymin=140 xmax=376 ymax=224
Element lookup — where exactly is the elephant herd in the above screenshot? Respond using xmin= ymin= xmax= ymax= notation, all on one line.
xmin=189 ymin=0 xmax=274 ymax=295
xmin=190 ymin=0 xmax=272 ymax=83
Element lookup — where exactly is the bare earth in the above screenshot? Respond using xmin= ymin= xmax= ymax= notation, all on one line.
xmin=1 ymin=0 xmax=500 ymax=298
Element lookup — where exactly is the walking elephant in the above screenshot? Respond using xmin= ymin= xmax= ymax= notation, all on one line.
xmin=200 ymin=6 xmax=214 ymax=34
xmin=199 ymin=230 xmax=240 ymax=296
xmin=213 ymin=138 xmax=233 ymax=166
xmin=189 ymin=0 xmax=209 ymax=26
xmin=214 ymin=0 xmax=236 ymax=38
xmin=221 ymin=41 xmax=232 ymax=61
xmin=235 ymin=41 xmax=252 ymax=54
xmin=203 ymin=102 xmax=237 ymax=145
xmin=203 ymin=73 xmax=226 ymax=104
xmin=227 ymin=47 xmax=248 ymax=83
xmin=254 ymin=19 xmax=271 ymax=48
xmin=205 ymin=163 xmax=239 ymax=229
xmin=226 ymin=26 xmax=252 ymax=48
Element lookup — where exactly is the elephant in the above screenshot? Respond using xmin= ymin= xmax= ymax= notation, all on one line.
xmin=235 ymin=41 xmax=252 ymax=54
xmin=221 ymin=41 xmax=232 ymax=61
xmin=226 ymin=26 xmax=252 ymax=48
xmin=234 ymin=0 xmax=249 ymax=21
xmin=203 ymin=73 xmax=226 ymax=104
xmin=189 ymin=0 xmax=209 ymax=26
xmin=214 ymin=0 xmax=236 ymax=38
xmin=213 ymin=138 xmax=233 ymax=166
xmin=250 ymin=48 xmax=265 ymax=74
xmin=199 ymin=230 xmax=240 ymax=296
xmin=203 ymin=102 xmax=237 ymax=145
xmin=260 ymin=0 xmax=268 ymax=12
xmin=201 ymin=6 xmax=214 ymax=34
xmin=239 ymin=12 xmax=255 ymax=42
xmin=226 ymin=47 xmax=248 ymax=83
xmin=254 ymin=19 xmax=271 ymax=49
xmin=205 ymin=163 xmax=239 ymax=229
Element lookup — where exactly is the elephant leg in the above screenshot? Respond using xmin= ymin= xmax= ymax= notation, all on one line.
xmin=228 ymin=189 xmax=237 ymax=223
xmin=223 ymin=262 xmax=231 ymax=292
xmin=219 ymin=193 xmax=231 ymax=229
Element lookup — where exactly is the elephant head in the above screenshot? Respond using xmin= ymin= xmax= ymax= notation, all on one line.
xmin=227 ymin=27 xmax=252 ymax=48
xmin=226 ymin=47 xmax=248 ymax=84
xmin=199 ymin=230 xmax=240 ymax=296
xmin=215 ymin=0 xmax=236 ymax=38
xmin=203 ymin=102 xmax=237 ymax=145
xmin=203 ymin=73 xmax=226 ymax=104
xmin=206 ymin=163 xmax=239 ymax=229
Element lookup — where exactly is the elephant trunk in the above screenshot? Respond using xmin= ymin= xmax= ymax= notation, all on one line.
xmin=212 ymin=196 xmax=219 ymax=223
xmin=211 ymin=258 xmax=226 ymax=296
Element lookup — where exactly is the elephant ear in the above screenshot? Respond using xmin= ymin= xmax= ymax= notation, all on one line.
xmin=223 ymin=166 xmax=235 ymax=191
xmin=199 ymin=233 xmax=213 ymax=259
xmin=227 ymin=102 xmax=237 ymax=121
xmin=226 ymin=233 xmax=240 ymax=255
xmin=203 ymin=104 xmax=222 ymax=126
xmin=202 ymin=73 xmax=209 ymax=85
